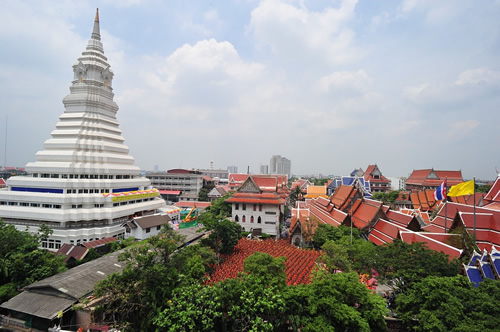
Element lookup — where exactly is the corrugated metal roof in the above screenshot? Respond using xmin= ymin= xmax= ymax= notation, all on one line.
xmin=0 ymin=290 xmax=76 ymax=320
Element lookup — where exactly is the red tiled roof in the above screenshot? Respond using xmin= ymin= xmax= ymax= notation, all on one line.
xmin=351 ymin=200 xmax=381 ymax=230
xmin=399 ymin=231 xmax=463 ymax=259
xmin=0 ymin=178 xmax=6 ymax=186
xmin=484 ymin=202 xmax=500 ymax=211
xmin=316 ymin=196 xmax=330 ymax=207
xmin=363 ymin=164 xmax=390 ymax=183
xmin=386 ymin=210 xmax=415 ymax=228
xmin=485 ymin=176 xmax=500 ymax=203
xmin=253 ymin=177 xmax=278 ymax=191
xmin=406 ymin=169 xmax=464 ymax=187
xmin=174 ymin=201 xmax=212 ymax=208
xmin=82 ymin=236 xmax=118 ymax=249
xmin=56 ymin=244 xmax=89 ymax=262
xmin=226 ymin=192 xmax=285 ymax=205
xmin=372 ymin=218 xmax=406 ymax=241
xmin=159 ymin=190 xmax=181 ymax=195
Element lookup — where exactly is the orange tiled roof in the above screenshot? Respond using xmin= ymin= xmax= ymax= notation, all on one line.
xmin=351 ymin=200 xmax=382 ymax=230
xmin=330 ymin=185 xmax=358 ymax=211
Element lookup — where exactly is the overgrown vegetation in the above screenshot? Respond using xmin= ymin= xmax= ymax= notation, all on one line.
xmin=0 ymin=220 xmax=67 ymax=303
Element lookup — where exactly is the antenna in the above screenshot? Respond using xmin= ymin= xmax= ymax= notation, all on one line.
xmin=3 ymin=116 xmax=7 ymax=168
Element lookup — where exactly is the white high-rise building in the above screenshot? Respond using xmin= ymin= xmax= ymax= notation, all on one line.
xmin=0 ymin=11 xmax=165 ymax=250
xmin=269 ymin=155 xmax=291 ymax=177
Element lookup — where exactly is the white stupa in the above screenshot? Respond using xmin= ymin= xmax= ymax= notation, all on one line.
xmin=0 ymin=10 xmax=165 ymax=249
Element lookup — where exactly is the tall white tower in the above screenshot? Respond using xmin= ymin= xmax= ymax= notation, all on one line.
xmin=0 ymin=10 xmax=165 ymax=249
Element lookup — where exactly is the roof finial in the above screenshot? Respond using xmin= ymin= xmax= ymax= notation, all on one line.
xmin=91 ymin=8 xmax=101 ymax=41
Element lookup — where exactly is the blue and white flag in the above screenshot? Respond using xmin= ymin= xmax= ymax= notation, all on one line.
xmin=434 ymin=181 xmax=447 ymax=201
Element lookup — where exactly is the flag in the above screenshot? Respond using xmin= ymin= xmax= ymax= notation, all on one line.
xmin=448 ymin=180 xmax=474 ymax=197
xmin=434 ymin=181 xmax=447 ymax=201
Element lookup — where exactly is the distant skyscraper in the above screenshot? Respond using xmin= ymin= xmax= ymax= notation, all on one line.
xmin=260 ymin=164 xmax=269 ymax=175
xmin=227 ymin=165 xmax=238 ymax=174
xmin=269 ymin=155 xmax=291 ymax=177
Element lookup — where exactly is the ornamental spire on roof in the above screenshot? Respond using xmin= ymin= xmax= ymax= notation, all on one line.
xmin=91 ymin=8 xmax=100 ymax=41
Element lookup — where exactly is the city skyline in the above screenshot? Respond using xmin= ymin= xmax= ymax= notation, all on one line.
xmin=1 ymin=1 xmax=499 ymax=180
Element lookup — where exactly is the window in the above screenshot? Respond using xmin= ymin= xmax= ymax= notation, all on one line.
xmin=146 ymin=227 xmax=151 ymax=233
xmin=235 ymin=203 xmax=239 ymax=210
xmin=251 ymin=216 xmax=254 ymax=223
xmin=235 ymin=215 xmax=239 ymax=222
xmin=259 ymin=204 xmax=262 ymax=212
xmin=242 ymin=216 xmax=246 ymax=223
xmin=253 ymin=204 xmax=257 ymax=211
xmin=242 ymin=204 xmax=246 ymax=211
xmin=157 ymin=225 xmax=161 ymax=230
xmin=258 ymin=216 xmax=262 ymax=224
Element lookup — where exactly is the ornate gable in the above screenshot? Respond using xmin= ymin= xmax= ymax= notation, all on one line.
xmin=238 ymin=177 xmax=262 ymax=193
xmin=427 ymin=169 xmax=439 ymax=179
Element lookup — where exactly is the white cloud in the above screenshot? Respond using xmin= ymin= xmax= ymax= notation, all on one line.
xmin=317 ymin=70 xmax=371 ymax=93
xmin=453 ymin=67 xmax=500 ymax=87
xmin=404 ymin=67 xmax=500 ymax=105
xmin=250 ymin=0 xmax=360 ymax=66
xmin=447 ymin=120 xmax=480 ymax=140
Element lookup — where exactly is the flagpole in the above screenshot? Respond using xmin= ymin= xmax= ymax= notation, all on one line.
xmin=444 ymin=177 xmax=448 ymax=233
xmin=473 ymin=177 xmax=476 ymax=243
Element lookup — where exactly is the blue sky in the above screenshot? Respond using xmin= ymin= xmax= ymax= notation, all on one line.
xmin=1 ymin=0 xmax=499 ymax=180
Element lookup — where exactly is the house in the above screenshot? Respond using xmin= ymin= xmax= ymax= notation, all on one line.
xmin=363 ymin=164 xmax=391 ymax=193
xmin=207 ymin=185 xmax=229 ymax=201
xmin=226 ymin=176 xmax=286 ymax=236
xmin=123 ymin=214 xmax=171 ymax=240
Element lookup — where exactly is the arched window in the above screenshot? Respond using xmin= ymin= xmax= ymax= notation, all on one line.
xmin=258 ymin=216 xmax=262 ymax=224
xmin=235 ymin=215 xmax=239 ymax=222
xmin=251 ymin=216 xmax=254 ymax=223
xmin=242 ymin=216 xmax=246 ymax=223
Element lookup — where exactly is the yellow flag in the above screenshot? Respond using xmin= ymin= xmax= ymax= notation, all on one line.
xmin=448 ymin=180 xmax=474 ymax=197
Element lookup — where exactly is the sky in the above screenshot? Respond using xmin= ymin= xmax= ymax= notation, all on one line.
xmin=0 ymin=0 xmax=499 ymax=180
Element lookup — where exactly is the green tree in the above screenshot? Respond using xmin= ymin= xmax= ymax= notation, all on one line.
xmin=284 ymin=272 xmax=387 ymax=331
xmin=319 ymin=240 xmax=352 ymax=273
xmin=201 ymin=218 xmax=241 ymax=256
xmin=0 ymin=220 xmax=66 ymax=303
xmin=243 ymin=252 xmax=287 ymax=287
xmin=154 ymin=282 xmax=223 ymax=332
xmin=372 ymin=240 xmax=460 ymax=293
xmin=94 ymin=226 xmax=190 ymax=331
xmin=396 ymin=276 xmax=500 ymax=332
xmin=204 ymin=193 xmax=233 ymax=218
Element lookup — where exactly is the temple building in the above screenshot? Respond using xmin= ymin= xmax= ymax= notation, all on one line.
xmin=0 ymin=10 xmax=165 ymax=249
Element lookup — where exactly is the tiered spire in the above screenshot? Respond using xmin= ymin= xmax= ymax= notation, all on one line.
xmin=91 ymin=8 xmax=101 ymax=41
